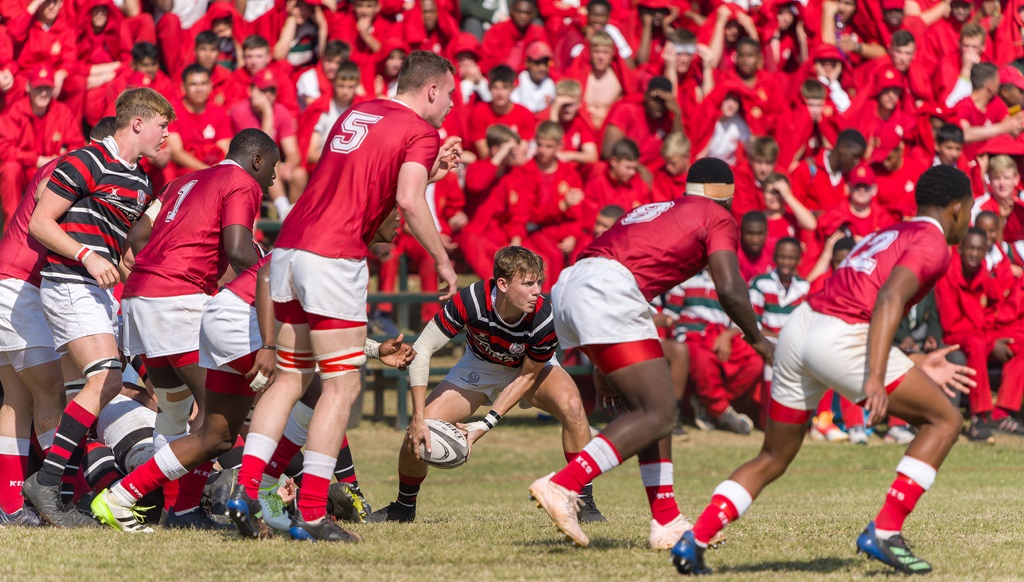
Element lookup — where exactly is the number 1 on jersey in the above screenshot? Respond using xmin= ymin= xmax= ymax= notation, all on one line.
xmin=330 ymin=111 xmax=384 ymax=154
xmin=165 ymin=179 xmax=198 ymax=222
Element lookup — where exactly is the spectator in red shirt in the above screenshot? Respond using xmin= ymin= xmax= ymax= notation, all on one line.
xmin=299 ymin=60 xmax=361 ymax=170
xmin=540 ymin=79 xmax=599 ymax=166
xmin=973 ymin=154 xmax=1024 ymax=222
xmin=845 ymin=67 xmax=914 ymax=154
xmin=0 ymin=65 xmax=84 ymax=227
xmin=790 ymin=128 xmax=866 ymax=212
xmin=776 ymin=79 xmax=844 ymax=172
xmin=712 ymin=37 xmax=784 ymax=134
xmin=404 ymin=0 xmax=458 ymax=56
xmin=601 ymin=76 xmax=682 ymax=169
xmin=805 ymin=232 xmax=855 ymax=294
xmin=571 ymin=203 xmax=625 ymax=263
xmin=166 ymin=64 xmax=231 ymax=179
xmin=956 ymin=62 xmax=1023 ymax=161
xmin=101 ymin=42 xmax=177 ymax=118
xmin=77 ymin=0 xmax=130 ymax=125
xmin=330 ymin=0 xmax=392 ymax=64
xmin=8 ymin=0 xmax=82 ymax=115
xmin=369 ymin=40 xmax=407 ymax=99
xmin=938 ymin=23 xmax=987 ymax=108
xmin=650 ymin=132 xmax=690 ymax=203
xmin=921 ymin=0 xmax=977 ymax=82
xmin=194 ymin=30 xmax=236 ymax=109
xmin=480 ymin=0 xmax=547 ymax=72
xmin=467 ymin=65 xmax=536 ymax=158
xmin=580 ymin=138 xmax=651 ymax=237
xmin=870 ymin=124 xmax=927 ymax=221
xmin=738 ymin=212 xmax=773 ymax=282
xmin=661 ymin=29 xmax=709 ymax=137
xmin=296 ymin=39 xmax=350 ymax=110
xmin=817 ymin=163 xmax=898 ymax=242
xmin=732 ymin=136 xmax=779 ymax=219
xmin=759 ymin=172 xmax=817 ymax=255
xmin=230 ymin=68 xmax=305 ymax=216
xmin=464 ymin=124 xmax=524 ymax=217
xmin=224 ymin=35 xmax=300 ymax=116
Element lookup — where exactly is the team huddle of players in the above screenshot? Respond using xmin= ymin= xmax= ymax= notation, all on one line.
xmin=0 ymin=49 xmax=980 ymax=576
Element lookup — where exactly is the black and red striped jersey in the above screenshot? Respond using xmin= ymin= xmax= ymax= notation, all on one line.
xmin=434 ymin=279 xmax=557 ymax=367
xmin=41 ymin=137 xmax=153 ymax=285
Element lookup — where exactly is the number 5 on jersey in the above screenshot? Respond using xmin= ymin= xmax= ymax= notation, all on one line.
xmin=330 ymin=111 xmax=384 ymax=154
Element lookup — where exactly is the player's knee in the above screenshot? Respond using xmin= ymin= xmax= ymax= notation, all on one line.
xmin=198 ymin=423 xmax=234 ymax=457
xmin=316 ymin=347 xmax=367 ymax=380
xmin=153 ymin=387 xmax=195 ymax=436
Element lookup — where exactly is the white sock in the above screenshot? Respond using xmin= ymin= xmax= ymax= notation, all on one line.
xmin=273 ymin=196 xmax=292 ymax=220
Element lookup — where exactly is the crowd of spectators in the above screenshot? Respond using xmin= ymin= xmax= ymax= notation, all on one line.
xmin=1 ymin=0 xmax=1023 ymax=442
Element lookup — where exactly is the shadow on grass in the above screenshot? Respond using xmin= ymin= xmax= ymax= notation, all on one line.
xmin=514 ymin=537 xmax=646 ymax=551
xmin=716 ymin=556 xmax=858 ymax=574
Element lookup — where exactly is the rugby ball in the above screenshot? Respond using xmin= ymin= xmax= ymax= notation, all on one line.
xmin=418 ymin=418 xmax=469 ymax=469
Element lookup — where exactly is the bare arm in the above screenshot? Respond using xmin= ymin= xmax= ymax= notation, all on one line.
xmin=862 ymin=265 xmax=919 ymax=425
xmin=167 ymin=133 xmax=210 ymax=171
xmin=778 ymin=180 xmax=817 ymax=230
xmin=397 ymin=162 xmax=457 ymax=300
xmin=601 ymin=124 xmax=626 ymax=160
xmin=273 ymin=14 xmax=299 ymax=61
xmin=30 ymin=189 xmax=121 ymax=289
xmin=248 ymin=261 xmax=277 ymax=390
xmin=406 ymin=320 xmax=451 ymax=456
xmin=223 ymin=224 xmax=260 ymax=277
xmin=707 ymin=250 xmax=774 ymax=364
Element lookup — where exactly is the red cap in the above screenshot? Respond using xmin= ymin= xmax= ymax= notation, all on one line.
xmin=813 ymin=44 xmax=843 ymax=62
xmin=881 ymin=0 xmax=904 ymax=10
xmin=525 ymin=40 xmax=552 ymax=62
xmin=450 ymin=32 xmax=482 ymax=61
xmin=870 ymin=125 xmax=903 ymax=164
xmin=1000 ymin=65 xmax=1024 ymax=90
xmin=301 ymin=0 xmax=323 ymax=6
xmin=253 ymin=69 xmax=278 ymax=90
xmin=848 ymin=164 xmax=877 ymax=187
xmin=28 ymin=65 xmax=54 ymax=88
xmin=874 ymin=66 xmax=904 ymax=96
xmin=638 ymin=0 xmax=672 ymax=9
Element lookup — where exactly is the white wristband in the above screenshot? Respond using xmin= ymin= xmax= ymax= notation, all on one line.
xmin=364 ymin=338 xmax=381 ymax=360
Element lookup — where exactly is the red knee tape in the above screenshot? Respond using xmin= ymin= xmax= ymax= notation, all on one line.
xmin=273 ymin=300 xmax=307 ymax=325
xmin=140 ymin=354 xmax=171 ymax=369
xmin=768 ymin=399 xmax=813 ymax=424
xmin=583 ymin=340 xmax=664 ymax=375
xmin=166 ymin=350 xmax=199 ymax=368
xmin=277 ymin=349 xmax=315 ymax=372
xmin=205 ymin=368 xmax=253 ymax=396
xmin=318 ymin=349 xmax=364 ymax=375
xmin=307 ymin=314 xmax=366 ymax=331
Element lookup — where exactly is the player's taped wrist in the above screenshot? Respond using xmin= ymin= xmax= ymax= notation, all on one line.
xmin=466 ymin=410 xmax=502 ymax=434
xmin=364 ymin=338 xmax=380 ymax=360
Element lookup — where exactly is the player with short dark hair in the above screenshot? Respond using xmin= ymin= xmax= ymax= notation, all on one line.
xmin=22 ymin=88 xmax=174 ymax=528
xmin=89 ymin=128 xmax=279 ymax=532
xmin=226 ymin=50 xmax=462 ymax=543
xmin=673 ymin=165 xmax=979 ymax=576
xmin=368 ymin=246 xmax=605 ymax=525
xmin=529 ymin=158 xmax=773 ymax=548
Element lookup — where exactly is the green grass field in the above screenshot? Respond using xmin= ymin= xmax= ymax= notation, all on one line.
xmin=2 ymin=413 xmax=1023 ymax=581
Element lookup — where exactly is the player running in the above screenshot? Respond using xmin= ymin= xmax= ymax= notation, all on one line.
xmin=368 ymin=246 xmax=605 ymax=524
xmin=88 ymin=129 xmax=278 ymax=531
xmin=529 ymin=158 xmax=774 ymax=548
xmin=672 ymin=165 xmax=977 ymax=576
xmin=22 ymin=89 xmax=174 ymax=527
xmin=227 ymin=49 xmax=462 ymax=542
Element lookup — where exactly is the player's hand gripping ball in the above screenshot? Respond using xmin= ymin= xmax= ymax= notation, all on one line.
xmin=419 ymin=419 xmax=469 ymax=469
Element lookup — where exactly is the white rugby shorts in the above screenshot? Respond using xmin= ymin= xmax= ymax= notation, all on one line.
xmin=40 ymin=279 xmax=120 ymax=351
xmin=0 ymin=278 xmax=60 ymax=371
xmin=551 ymin=257 xmax=658 ymax=348
xmin=771 ymin=303 xmax=914 ymax=414
xmin=270 ymin=248 xmax=369 ymax=322
xmin=121 ymin=294 xmax=210 ymax=358
xmin=198 ymin=289 xmax=260 ymax=372
xmin=444 ymin=350 xmax=557 ymax=406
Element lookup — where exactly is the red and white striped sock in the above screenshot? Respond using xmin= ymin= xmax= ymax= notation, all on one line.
xmin=296 ymin=451 xmax=336 ymax=522
xmin=111 ymin=443 xmax=189 ymax=505
xmin=237 ymin=433 xmax=279 ymax=498
xmin=874 ymin=456 xmax=935 ymax=539
xmin=550 ymin=435 xmax=621 ymax=493
xmin=640 ymin=458 xmax=680 ymax=526
xmin=692 ymin=480 xmax=753 ymax=547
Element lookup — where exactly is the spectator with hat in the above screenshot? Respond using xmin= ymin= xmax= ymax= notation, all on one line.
xmin=0 ymin=65 xmax=84 ymax=228
xmin=871 ymin=124 xmax=928 ymax=221
xmin=511 ymin=41 xmax=557 ymax=113
xmin=816 ymin=163 xmax=897 ymax=242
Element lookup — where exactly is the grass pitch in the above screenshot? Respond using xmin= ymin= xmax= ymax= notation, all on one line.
xmin=2 ymin=413 xmax=1022 ymax=581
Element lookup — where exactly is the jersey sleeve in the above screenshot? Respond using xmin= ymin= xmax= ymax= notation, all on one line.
xmin=705 ymin=205 xmax=739 ymax=256
xmin=221 ymin=181 xmax=263 ymax=229
xmin=46 ymin=152 xmax=93 ymax=202
xmin=432 ymin=285 xmax=470 ymax=338
xmin=894 ymin=230 xmax=951 ymax=291
xmin=526 ymin=300 xmax=558 ymax=362
xmin=403 ymin=124 xmax=441 ymax=172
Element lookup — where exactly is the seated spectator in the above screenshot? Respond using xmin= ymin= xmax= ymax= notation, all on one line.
xmin=697 ymin=88 xmax=752 ymax=165
xmin=194 ymin=31 xmax=235 ymax=108
xmin=817 ymin=164 xmax=898 ymax=243
xmin=480 ymin=0 xmax=546 ymax=72
xmin=790 ymin=128 xmax=867 ymax=212
xmin=272 ymin=0 xmax=327 ymax=70
xmin=919 ymin=0 xmax=976 ymax=75
xmin=938 ymin=23 xmax=988 ymax=108
xmin=870 ymin=124 xmax=928 ymax=221
xmin=0 ymin=66 xmax=84 ymax=227
xmin=540 ymin=79 xmax=599 ymax=166
xmin=661 ymin=29 xmax=709 ymax=135
xmin=976 ymin=210 xmax=1024 ymax=277
xmin=229 ymin=69 xmax=305 ymax=215
xmin=937 ymin=228 xmax=1024 ymax=439
xmin=565 ymin=30 xmax=635 ymax=129
xmin=818 ymin=0 xmax=878 ymax=67
xmin=515 ymin=122 xmax=584 ymax=291
xmin=558 ymin=0 xmax=634 ymax=69
xmin=776 ymin=79 xmax=844 ymax=172
xmin=225 ymin=35 xmax=300 ymax=116
xmin=806 ymin=44 xmax=852 ymax=115
xmin=738 ymin=212 xmax=773 ymax=282
xmin=166 ymin=64 xmax=231 ymax=179
xmin=650 ymin=132 xmax=690 ymax=203
xmin=457 ymin=169 xmax=531 ymax=281
xmin=679 ymin=268 xmax=762 ymax=435
xmin=955 ymin=62 xmax=1022 ymax=160
xmin=78 ymin=0 xmax=130 ymax=125
xmin=700 ymin=3 xmax=760 ymax=73
xmin=580 ymin=138 xmax=651 ymax=237
xmin=712 ymin=37 xmax=783 ymax=134
xmin=633 ymin=1 xmax=677 ymax=71
xmin=997 ymin=64 xmax=1024 ymax=111
xmin=759 ymin=173 xmax=816 ymax=254
xmin=571 ymin=204 xmax=625 ymax=263
xmin=760 ymin=0 xmax=808 ymax=74
xmin=511 ymin=41 xmax=556 ymax=114
xmin=601 ymin=76 xmax=681 ymax=168
xmin=101 ymin=42 xmax=176 ymax=119
xmin=197 ymin=2 xmax=246 ymax=73
xmin=299 ymin=61 xmax=361 ymax=170
xmin=930 ymin=122 xmax=966 ymax=169
xmin=8 ymin=0 xmax=83 ymax=117
xmin=369 ymin=40 xmax=407 ymax=99
xmin=468 ymin=65 xmax=536 ymax=159
xmin=974 ymin=154 xmax=1024 ymax=223
xmin=295 ymin=39 xmax=350 ymax=110
xmin=805 ymin=233 xmax=856 ymax=293
xmin=404 ymin=0 xmax=458 ymax=56
xmin=845 ymin=67 xmax=914 ymax=155
xmin=732 ymin=136 xmax=779 ymax=218
xmin=464 ymin=124 xmax=524 ymax=216
xmin=452 ymin=32 xmax=491 ymax=106
xmin=330 ymin=0 xmax=392 ymax=65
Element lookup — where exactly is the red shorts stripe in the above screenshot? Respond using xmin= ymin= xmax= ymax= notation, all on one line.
xmin=856 ymin=373 xmax=909 ymax=407
xmin=307 ymin=314 xmax=365 ymax=331
xmin=769 ymin=399 xmax=813 ymax=424
xmin=205 ymin=368 xmax=255 ymax=396
xmin=142 ymin=351 xmax=200 ymax=369
xmin=225 ymin=352 xmax=257 ymax=376
xmin=273 ymin=300 xmax=307 ymax=324
xmin=582 ymin=340 xmax=664 ymax=375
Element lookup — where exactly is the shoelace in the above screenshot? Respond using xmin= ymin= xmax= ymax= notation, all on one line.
xmin=124 ymin=504 xmax=154 ymax=529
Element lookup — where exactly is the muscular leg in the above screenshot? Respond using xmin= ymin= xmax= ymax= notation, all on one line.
xmin=525 ymin=366 xmax=590 ymax=454
xmin=0 ymin=364 xmax=34 ymax=513
xmin=17 ymin=359 xmax=65 ymax=440
xmin=598 ymin=358 xmax=678 ymax=457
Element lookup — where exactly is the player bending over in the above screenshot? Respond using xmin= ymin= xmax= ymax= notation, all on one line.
xmin=368 ymin=246 xmax=604 ymax=524
xmin=672 ymin=165 xmax=977 ymax=576
xmin=529 ymin=158 xmax=774 ymax=548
